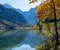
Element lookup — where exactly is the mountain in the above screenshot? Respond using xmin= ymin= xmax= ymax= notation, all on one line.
xmin=3 ymin=4 xmax=38 ymax=25
xmin=17 ymin=8 xmax=38 ymax=25
xmin=3 ymin=4 xmax=13 ymax=9
xmin=0 ymin=4 xmax=27 ymax=26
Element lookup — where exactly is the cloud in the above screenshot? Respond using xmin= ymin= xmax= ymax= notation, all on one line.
xmin=11 ymin=44 xmax=36 ymax=50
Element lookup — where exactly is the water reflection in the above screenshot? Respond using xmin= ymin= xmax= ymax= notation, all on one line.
xmin=0 ymin=29 xmax=45 ymax=50
xmin=11 ymin=44 xmax=36 ymax=50
xmin=0 ymin=29 xmax=28 ymax=50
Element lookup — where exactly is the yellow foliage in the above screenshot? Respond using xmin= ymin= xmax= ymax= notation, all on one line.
xmin=36 ymin=38 xmax=56 ymax=50
xmin=48 ymin=13 xmax=54 ymax=19
xmin=37 ymin=14 xmax=46 ymax=21
xmin=29 ymin=0 xmax=37 ymax=4
xmin=35 ymin=0 xmax=60 ymax=21
xmin=36 ymin=45 xmax=44 ymax=50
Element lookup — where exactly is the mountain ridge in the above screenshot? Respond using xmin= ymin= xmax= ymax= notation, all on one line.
xmin=3 ymin=4 xmax=38 ymax=25
xmin=0 ymin=4 xmax=27 ymax=26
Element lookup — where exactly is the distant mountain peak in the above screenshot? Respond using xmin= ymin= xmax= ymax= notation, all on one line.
xmin=16 ymin=9 xmax=23 ymax=13
xmin=29 ymin=8 xmax=35 ymax=11
xmin=16 ymin=8 xmax=38 ymax=25
xmin=3 ymin=4 xmax=13 ymax=9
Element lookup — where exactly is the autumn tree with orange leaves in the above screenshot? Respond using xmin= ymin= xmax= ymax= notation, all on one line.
xmin=29 ymin=0 xmax=60 ymax=50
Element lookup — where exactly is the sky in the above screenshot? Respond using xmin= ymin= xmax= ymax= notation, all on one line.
xmin=0 ymin=0 xmax=42 ymax=11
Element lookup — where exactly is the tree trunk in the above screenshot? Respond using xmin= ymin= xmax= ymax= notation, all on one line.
xmin=52 ymin=0 xmax=59 ymax=50
xmin=37 ymin=21 xmax=42 ymax=33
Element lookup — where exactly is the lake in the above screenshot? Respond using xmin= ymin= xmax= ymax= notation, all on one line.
xmin=0 ymin=29 xmax=46 ymax=50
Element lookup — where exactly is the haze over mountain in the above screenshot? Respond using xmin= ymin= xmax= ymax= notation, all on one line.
xmin=18 ymin=33 xmax=46 ymax=47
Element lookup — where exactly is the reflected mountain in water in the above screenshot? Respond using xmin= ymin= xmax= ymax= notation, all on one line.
xmin=0 ymin=30 xmax=28 ymax=49
xmin=18 ymin=32 xmax=45 ymax=48
xmin=0 ymin=30 xmax=46 ymax=50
